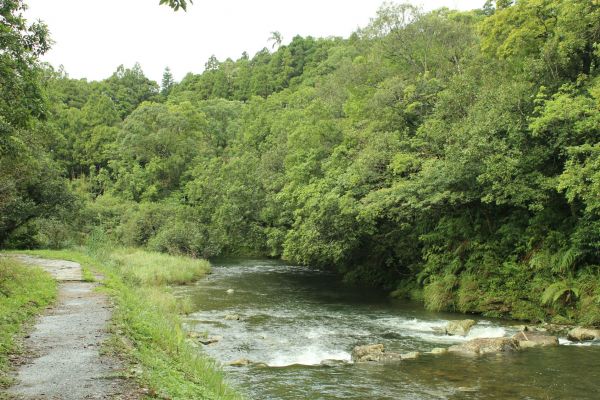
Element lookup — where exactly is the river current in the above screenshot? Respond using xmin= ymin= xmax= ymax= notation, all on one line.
xmin=177 ymin=259 xmax=600 ymax=400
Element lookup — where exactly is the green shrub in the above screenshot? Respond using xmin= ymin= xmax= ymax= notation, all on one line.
xmin=423 ymin=274 xmax=457 ymax=311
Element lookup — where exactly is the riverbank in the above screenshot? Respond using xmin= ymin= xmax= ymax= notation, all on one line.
xmin=0 ymin=258 xmax=57 ymax=397
xmin=8 ymin=248 xmax=241 ymax=400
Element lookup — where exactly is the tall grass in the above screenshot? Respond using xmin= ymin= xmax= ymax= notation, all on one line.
xmin=110 ymin=248 xmax=210 ymax=285
xmin=0 ymin=258 xmax=56 ymax=393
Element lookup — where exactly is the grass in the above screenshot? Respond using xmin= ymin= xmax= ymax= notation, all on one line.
xmin=12 ymin=248 xmax=241 ymax=400
xmin=110 ymin=248 xmax=210 ymax=285
xmin=0 ymin=258 xmax=57 ymax=395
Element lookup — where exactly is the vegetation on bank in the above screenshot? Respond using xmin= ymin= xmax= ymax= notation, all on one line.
xmin=0 ymin=259 xmax=56 ymax=394
xmin=1 ymin=0 xmax=599 ymax=325
xmin=18 ymin=248 xmax=240 ymax=400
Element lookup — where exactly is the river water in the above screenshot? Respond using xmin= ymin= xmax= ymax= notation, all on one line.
xmin=177 ymin=259 xmax=600 ymax=400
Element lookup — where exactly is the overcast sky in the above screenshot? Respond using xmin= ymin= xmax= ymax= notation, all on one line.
xmin=25 ymin=0 xmax=485 ymax=83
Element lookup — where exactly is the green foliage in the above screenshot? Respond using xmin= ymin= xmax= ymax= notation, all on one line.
xmin=159 ymin=0 xmax=192 ymax=12
xmin=423 ymin=275 xmax=458 ymax=312
xmin=541 ymin=279 xmax=580 ymax=306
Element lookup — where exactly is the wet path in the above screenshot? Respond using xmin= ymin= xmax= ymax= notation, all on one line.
xmin=8 ymin=256 xmax=135 ymax=400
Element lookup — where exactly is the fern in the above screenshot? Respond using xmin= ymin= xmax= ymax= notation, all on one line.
xmin=541 ymin=280 xmax=581 ymax=306
xmin=529 ymin=247 xmax=580 ymax=275
xmin=555 ymin=247 xmax=579 ymax=274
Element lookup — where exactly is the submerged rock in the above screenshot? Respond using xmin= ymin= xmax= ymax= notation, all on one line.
xmin=445 ymin=319 xmax=476 ymax=336
xmin=228 ymin=358 xmax=252 ymax=367
xmin=448 ymin=338 xmax=519 ymax=355
xmin=429 ymin=347 xmax=448 ymax=355
xmin=512 ymin=331 xmax=558 ymax=348
xmin=199 ymin=336 xmax=222 ymax=345
xmin=351 ymin=344 xmax=403 ymax=363
xmin=400 ymin=351 xmax=420 ymax=360
xmin=567 ymin=327 xmax=600 ymax=341
xmin=320 ymin=359 xmax=348 ymax=367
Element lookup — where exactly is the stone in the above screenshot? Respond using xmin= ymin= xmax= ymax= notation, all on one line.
xmin=567 ymin=327 xmax=600 ymax=342
xmin=445 ymin=319 xmax=476 ymax=336
xmin=320 ymin=359 xmax=348 ymax=367
xmin=227 ymin=358 xmax=251 ymax=367
xmin=199 ymin=336 xmax=222 ymax=345
xmin=512 ymin=331 xmax=558 ymax=348
xmin=448 ymin=338 xmax=520 ymax=355
xmin=400 ymin=351 xmax=420 ymax=360
xmin=430 ymin=347 xmax=448 ymax=355
xmin=351 ymin=344 xmax=384 ymax=361
xmin=351 ymin=344 xmax=402 ymax=363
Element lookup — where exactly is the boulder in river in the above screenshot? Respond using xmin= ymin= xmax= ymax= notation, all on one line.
xmin=567 ymin=327 xmax=600 ymax=341
xmin=445 ymin=319 xmax=476 ymax=336
xmin=512 ymin=331 xmax=558 ymax=348
xmin=448 ymin=338 xmax=520 ymax=355
xmin=351 ymin=344 xmax=403 ymax=363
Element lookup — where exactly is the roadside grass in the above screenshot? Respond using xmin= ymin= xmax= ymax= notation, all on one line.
xmin=12 ymin=248 xmax=241 ymax=400
xmin=0 ymin=258 xmax=57 ymax=395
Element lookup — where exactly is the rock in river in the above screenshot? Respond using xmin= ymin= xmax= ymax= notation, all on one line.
xmin=351 ymin=344 xmax=403 ymax=363
xmin=512 ymin=331 xmax=558 ymax=348
xmin=448 ymin=338 xmax=520 ymax=355
xmin=228 ymin=358 xmax=252 ymax=367
xmin=567 ymin=327 xmax=600 ymax=341
xmin=429 ymin=347 xmax=448 ymax=355
xmin=445 ymin=319 xmax=476 ymax=336
xmin=199 ymin=335 xmax=222 ymax=345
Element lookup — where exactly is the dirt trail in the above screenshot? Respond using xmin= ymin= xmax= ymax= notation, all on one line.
xmin=7 ymin=256 xmax=136 ymax=400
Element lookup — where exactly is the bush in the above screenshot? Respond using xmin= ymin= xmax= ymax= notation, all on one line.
xmin=423 ymin=274 xmax=457 ymax=311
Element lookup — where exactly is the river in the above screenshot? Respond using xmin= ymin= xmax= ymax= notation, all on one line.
xmin=177 ymin=259 xmax=600 ymax=400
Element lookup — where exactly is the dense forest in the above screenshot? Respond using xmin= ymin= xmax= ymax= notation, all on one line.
xmin=2 ymin=0 xmax=600 ymax=325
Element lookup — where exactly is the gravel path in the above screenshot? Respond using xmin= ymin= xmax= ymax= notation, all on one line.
xmin=7 ymin=256 xmax=137 ymax=400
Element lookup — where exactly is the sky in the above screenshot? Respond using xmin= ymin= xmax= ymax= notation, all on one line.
xmin=24 ymin=0 xmax=485 ymax=83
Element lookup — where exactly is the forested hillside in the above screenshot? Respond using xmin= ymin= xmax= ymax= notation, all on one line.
xmin=2 ymin=0 xmax=600 ymax=325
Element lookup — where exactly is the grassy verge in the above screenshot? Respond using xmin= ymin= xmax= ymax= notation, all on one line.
xmin=16 ymin=248 xmax=241 ymax=400
xmin=0 ymin=258 xmax=57 ymax=394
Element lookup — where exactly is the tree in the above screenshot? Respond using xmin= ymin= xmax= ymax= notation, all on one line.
xmin=161 ymin=67 xmax=175 ymax=96
xmin=159 ymin=0 xmax=192 ymax=11
xmin=268 ymin=31 xmax=283 ymax=49
xmin=0 ymin=0 xmax=73 ymax=245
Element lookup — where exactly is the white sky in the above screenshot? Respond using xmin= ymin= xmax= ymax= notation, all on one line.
xmin=25 ymin=0 xmax=485 ymax=83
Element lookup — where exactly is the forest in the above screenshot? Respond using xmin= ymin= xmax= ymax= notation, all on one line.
xmin=1 ymin=0 xmax=600 ymax=325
